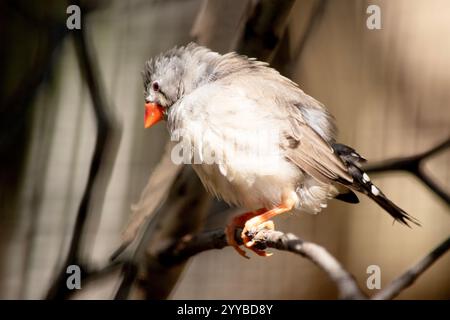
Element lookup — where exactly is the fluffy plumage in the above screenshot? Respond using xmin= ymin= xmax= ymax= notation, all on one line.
xmin=143 ymin=43 xmax=419 ymax=226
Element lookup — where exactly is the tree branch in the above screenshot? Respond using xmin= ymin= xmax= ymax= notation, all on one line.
xmin=235 ymin=0 xmax=296 ymax=62
xmin=46 ymin=4 xmax=120 ymax=299
xmin=74 ymin=226 xmax=450 ymax=300
xmin=373 ymin=235 xmax=450 ymax=300
xmin=157 ymin=228 xmax=367 ymax=300
xmin=364 ymin=138 xmax=450 ymax=205
xmin=155 ymin=227 xmax=450 ymax=300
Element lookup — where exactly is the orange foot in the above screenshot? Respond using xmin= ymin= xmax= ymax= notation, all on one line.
xmin=225 ymin=200 xmax=294 ymax=258
xmin=225 ymin=208 xmax=267 ymax=258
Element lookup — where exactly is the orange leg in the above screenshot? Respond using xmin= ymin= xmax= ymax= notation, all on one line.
xmin=226 ymin=198 xmax=295 ymax=258
xmin=242 ymin=199 xmax=295 ymax=250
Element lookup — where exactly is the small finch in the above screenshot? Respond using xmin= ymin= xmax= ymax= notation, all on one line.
xmin=142 ymin=43 xmax=419 ymax=258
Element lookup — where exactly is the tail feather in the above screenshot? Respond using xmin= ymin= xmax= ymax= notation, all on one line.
xmin=333 ymin=143 xmax=420 ymax=227
xmin=348 ymin=165 xmax=421 ymax=227
xmin=365 ymin=186 xmax=421 ymax=227
xmin=335 ymin=188 xmax=359 ymax=204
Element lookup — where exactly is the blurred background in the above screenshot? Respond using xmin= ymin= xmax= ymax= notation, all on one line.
xmin=0 ymin=0 xmax=449 ymax=299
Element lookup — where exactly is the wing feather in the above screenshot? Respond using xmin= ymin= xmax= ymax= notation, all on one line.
xmin=283 ymin=116 xmax=353 ymax=184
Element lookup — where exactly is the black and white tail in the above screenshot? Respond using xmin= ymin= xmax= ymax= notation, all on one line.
xmin=333 ymin=143 xmax=421 ymax=227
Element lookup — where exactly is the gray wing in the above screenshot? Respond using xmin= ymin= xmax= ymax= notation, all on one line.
xmin=212 ymin=56 xmax=352 ymax=185
xmin=282 ymin=105 xmax=353 ymax=185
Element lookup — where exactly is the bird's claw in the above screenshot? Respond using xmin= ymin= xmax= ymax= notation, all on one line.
xmin=241 ymin=220 xmax=275 ymax=257
xmin=226 ymin=223 xmax=250 ymax=259
xmin=225 ymin=210 xmax=275 ymax=258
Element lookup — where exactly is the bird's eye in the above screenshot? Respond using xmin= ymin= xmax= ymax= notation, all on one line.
xmin=152 ymin=81 xmax=160 ymax=92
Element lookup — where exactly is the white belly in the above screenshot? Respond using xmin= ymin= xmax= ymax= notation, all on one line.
xmin=167 ymin=83 xmax=337 ymax=213
xmin=192 ymin=159 xmax=302 ymax=210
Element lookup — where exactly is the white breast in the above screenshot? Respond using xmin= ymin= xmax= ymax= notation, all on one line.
xmin=167 ymin=82 xmax=336 ymax=212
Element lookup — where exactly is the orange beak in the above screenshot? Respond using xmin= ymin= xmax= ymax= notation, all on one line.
xmin=144 ymin=102 xmax=164 ymax=128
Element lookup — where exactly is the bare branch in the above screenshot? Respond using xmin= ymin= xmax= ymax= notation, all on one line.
xmin=373 ymin=235 xmax=450 ymax=300
xmin=156 ymin=228 xmax=450 ymax=300
xmin=46 ymin=9 xmax=120 ymax=299
xmin=118 ymin=142 xmax=182 ymax=250
xmin=125 ymin=166 xmax=211 ymax=300
xmin=365 ymin=138 xmax=450 ymax=205
xmin=157 ymin=228 xmax=367 ymax=300
xmin=235 ymin=0 xmax=296 ymax=61
xmin=75 ymin=229 xmax=450 ymax=300
xmin=191 ymin=0 xmax=253 ymax=52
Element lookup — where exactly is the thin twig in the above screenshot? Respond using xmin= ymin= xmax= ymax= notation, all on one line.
xmin=365 ymin=138 xmax=450 ymax=205
xmin=158 ymin=228 xmax=450 ymax=300
xmin=373 ymin=235 xmax=450 ymax=300
xmin=157 ymin=228 xmax=367 ymax=300
xmin=46 ymin=7 xmax=118 ymax=298
xmin=62 ymin=260 xmax=125 ymax=300
xmin=74 ymin=227 xmax=450 ymax=300
xmin=114 ymin=262 xmax=139 ymax=300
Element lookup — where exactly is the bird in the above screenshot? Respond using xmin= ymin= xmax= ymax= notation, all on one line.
xmin=141 ymin=42 xmax=420 ymax=258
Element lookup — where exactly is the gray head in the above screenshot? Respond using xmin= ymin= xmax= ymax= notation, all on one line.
xmin=142 ymin=42 xmax=273 ymax=128
xmin=143 ymin=43 xmax=220 ymax=105
xmin=142 ymin=43 xmax=224 ymax=127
